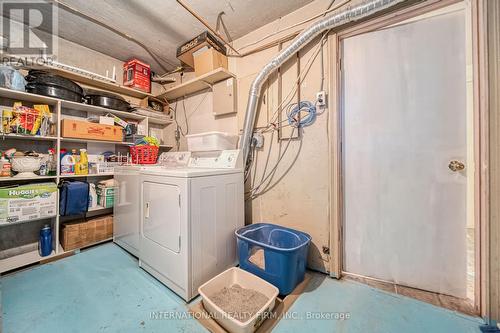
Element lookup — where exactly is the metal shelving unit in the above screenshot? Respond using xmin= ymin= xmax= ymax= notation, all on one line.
xmin=0 ymin=86 xmax=173 ymax=273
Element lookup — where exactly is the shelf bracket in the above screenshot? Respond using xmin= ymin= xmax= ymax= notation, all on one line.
xmin=200 ymin=80 xmax=213 ymax=90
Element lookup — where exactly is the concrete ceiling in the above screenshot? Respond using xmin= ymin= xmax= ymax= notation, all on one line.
xmin=24 ymin=0 xmax=314 ymax=73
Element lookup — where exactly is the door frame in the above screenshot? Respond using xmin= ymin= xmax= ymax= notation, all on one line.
xmin=328 ymin=0 xmax=489 ymax=316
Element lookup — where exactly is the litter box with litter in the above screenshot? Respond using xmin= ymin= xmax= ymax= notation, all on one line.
xmin=198 ymin=267 xmax=279 ymax=333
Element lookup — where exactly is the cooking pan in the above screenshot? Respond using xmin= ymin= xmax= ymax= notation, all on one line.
xmin=25 ymin=70 xmax=84 ymax=102
xmin=26 ymin=83 xmax=84 ymax=102
xmin=84 ymin=89 xmax=130 ymax=111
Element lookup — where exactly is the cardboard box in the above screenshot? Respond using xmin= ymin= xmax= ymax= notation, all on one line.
xmin=0 ymin=182 xmax=57 ymax=224
xmin=62 ymin=119 xmax=123 ymax=142
xmin=123 ymin=58 xmax=151 ymax=93
xmin=194 ymin=48 xmax=228 ymax=77
xmin=97 ymin=186 xmax=115 ymax=208
xmin=177 ymin=31 xmax=227 ymax=69
xmin=60 ymin=215 xmax=113 ymax=251
xmin=139 ymin=96 xmax=170 ymax=113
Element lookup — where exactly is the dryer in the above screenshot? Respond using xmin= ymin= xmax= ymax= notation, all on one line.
xmin=139 ymin=150 xmax=244 ymax=301
xmin=113 ymin=152 xmax=191 ymax=257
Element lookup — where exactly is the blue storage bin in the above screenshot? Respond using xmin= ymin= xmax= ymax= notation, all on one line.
xmin=236 ymin=223 xmax=311 ymax=295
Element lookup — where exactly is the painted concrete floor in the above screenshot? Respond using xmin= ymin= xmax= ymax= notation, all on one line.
xmin=1 ymin=243 xmax=485 ymax=333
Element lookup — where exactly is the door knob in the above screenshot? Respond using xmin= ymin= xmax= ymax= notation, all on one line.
xmin=448 ymin=160 xmax=465 ymax=172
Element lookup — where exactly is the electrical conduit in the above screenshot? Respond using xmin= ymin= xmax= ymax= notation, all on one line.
xmin=240 ymin=0 xmax=409 ymax=164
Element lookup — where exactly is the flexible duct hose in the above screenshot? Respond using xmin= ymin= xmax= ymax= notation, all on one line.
xmin=240 ymin=0 xmax=408 ymax=164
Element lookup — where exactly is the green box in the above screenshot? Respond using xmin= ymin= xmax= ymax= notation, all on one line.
xmin=97 ymin=186 xmax=115 ymax=209
xmin=0 ymin=182 xmax=57 ymax=223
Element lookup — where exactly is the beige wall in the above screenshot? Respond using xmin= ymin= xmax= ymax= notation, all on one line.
xmin=163 ymin=0 xmax=335 ymax=272
xmin=231 ymin=0 xmax=335 ymax=272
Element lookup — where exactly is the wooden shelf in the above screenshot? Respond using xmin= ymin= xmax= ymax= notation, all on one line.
xmin=0 ymin=248 xmax=57 ymax=273
xmin=0 ymin=175 xmax=57 ymax=182
xmin=59 ymin=173 xmax=114 ymax=178
xmin=39 ymin=66 xmax=152 ymax=99
xmin=60 ymin=137 xmax=133 ymax=145
xmin=0 ymin=134 xmax=57 ymax=141
xmin=88 ymin=205 xmax=112 ymax=212
xmin=0 ymin=87 xmax=59 ymax=105
xmin=157 ymin=68 xmax=235 ymax=101
xmin=0 ymin=215 xmax=57 ymax=227
xmin=0 ymin=87 xmax=171 ymax=126
xmin=60 ymin=100 xmax=146 ymax=121
xmin=148 ymin=117 xmax=173 ymax=125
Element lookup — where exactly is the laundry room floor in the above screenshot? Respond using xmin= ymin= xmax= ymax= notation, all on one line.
xmin=1 ymin=243 xmax=484 ymax=333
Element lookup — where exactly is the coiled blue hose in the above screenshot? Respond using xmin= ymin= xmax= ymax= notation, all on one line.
xmin=287 ymin=101 xmax=317 ymax=127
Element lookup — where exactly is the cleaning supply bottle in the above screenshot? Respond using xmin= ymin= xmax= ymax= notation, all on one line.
xmin=47 ymin=149 xmax=56 ymax=176
xmin=75 ymin=149 xmax=89 ymax=175
xmin=88 ymin=183 xmax=97 ymax=209
xmin=61 ymin=153 xmax=76 ymax=175
xmin=39 ymin=224 xmax=52 ymax=257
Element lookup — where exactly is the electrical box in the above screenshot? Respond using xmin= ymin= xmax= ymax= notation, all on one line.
xmin=213 ymin=78 xmax=237 ymax=116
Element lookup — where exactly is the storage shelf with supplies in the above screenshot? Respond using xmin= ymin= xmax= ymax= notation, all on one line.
xmin=0 ymin=83 xmax=173 ymax=273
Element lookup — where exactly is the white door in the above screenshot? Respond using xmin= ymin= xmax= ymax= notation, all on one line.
xmin=140 ymin=176 xmax=188 ymax=296
xmin=342 ymin=8 xmax=469 ymax=298
xmin=143 ymin=181 xmax=181 ymax=253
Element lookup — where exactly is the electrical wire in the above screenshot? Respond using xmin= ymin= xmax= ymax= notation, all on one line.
xmin=181 ymin=98 xmax=190 ymax=136
xmin=259 ymin=30 xmax=329 ymax=134
xmin=246 ymin=127 xmax=297 ymax=199
xmin=287 ymin=101 xmax=317 ymax=128
xmin=235 ymin=0 xmax=350 ymax=53
xmin=171 ymin=90 xmax=211 ymax=150
xmin=243 ymin=15 xmax=333 ymax=201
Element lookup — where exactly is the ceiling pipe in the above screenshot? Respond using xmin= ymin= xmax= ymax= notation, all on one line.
xmin=176 ymin=0 xmax=241 ymax=56
xmin=240 ymin=0 xmax=409 ymax=165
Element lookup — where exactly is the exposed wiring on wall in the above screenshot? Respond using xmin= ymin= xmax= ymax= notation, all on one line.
xmin=246 ymin=128 xmax=297 ymax=200
xmin=258 ymin=30 xmax=329 ymax=134
xmin=243 ymin=27 xmax=331 ymax=201
xmin=171 ymin=90 xmax=210 ymax=150
xmin=287 ymin=101 xmax=317 ymax=128
xmin=251 ymin=133 xmax=304 ymax=199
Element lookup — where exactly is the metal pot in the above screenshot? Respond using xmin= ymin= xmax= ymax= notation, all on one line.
xmin=25 ymin=70 xmax=84 ymax=102
xmin=25 ymin=83 xmax=84 ymax=102
xmin=84 ymin=89 xmax=130 ymax=111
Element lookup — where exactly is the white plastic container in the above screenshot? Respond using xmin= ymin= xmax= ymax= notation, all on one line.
xmin=186 ymin=131 xmax=238 ymax=152
xmin=198 ymin=267 xmax=279 ymax=333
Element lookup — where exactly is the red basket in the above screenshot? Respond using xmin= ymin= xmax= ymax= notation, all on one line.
xmin=129 ymin=145 xmax=159 ymax=164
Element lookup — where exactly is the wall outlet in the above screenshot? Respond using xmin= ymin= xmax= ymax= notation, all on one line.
xmin=252 ymin=132 xmax=264 ymax=148
xmin=316 ymin=91 xmax=327 ymax=108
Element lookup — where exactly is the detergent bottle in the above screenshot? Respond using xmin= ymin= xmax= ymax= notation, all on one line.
xmin=75 ymin=149 xmax=89 ymax=175
xmin=61 ymin=153 xmax=76 ymax=175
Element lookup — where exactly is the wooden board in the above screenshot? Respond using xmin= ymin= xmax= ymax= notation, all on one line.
xmin=157 ymin=68 xmax=235 ymax=101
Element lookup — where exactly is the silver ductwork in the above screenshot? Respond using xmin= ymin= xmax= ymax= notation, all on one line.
xmin=241 ymin=0 xmax=408 ymax=163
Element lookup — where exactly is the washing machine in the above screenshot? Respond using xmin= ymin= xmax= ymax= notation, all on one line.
xmin=113 ymin=152 xmax=191 ymax=257
xmin=138 ymin=149 xmax=244 ymax=301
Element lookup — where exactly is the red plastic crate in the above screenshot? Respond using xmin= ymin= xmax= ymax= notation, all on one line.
xmin=130 ymin=145 xmax=158 ymax=164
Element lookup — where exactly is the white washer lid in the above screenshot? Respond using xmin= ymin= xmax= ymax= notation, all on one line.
xmin=140 ymin=167 xmax=242 ymax=178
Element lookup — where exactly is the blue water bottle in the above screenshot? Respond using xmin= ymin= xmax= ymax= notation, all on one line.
xmin=39 ymin=225 xmax=52 ymax=257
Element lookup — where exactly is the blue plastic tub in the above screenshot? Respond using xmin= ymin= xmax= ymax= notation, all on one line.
xmin=236 ymin=223 xmax=311 ymax=295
